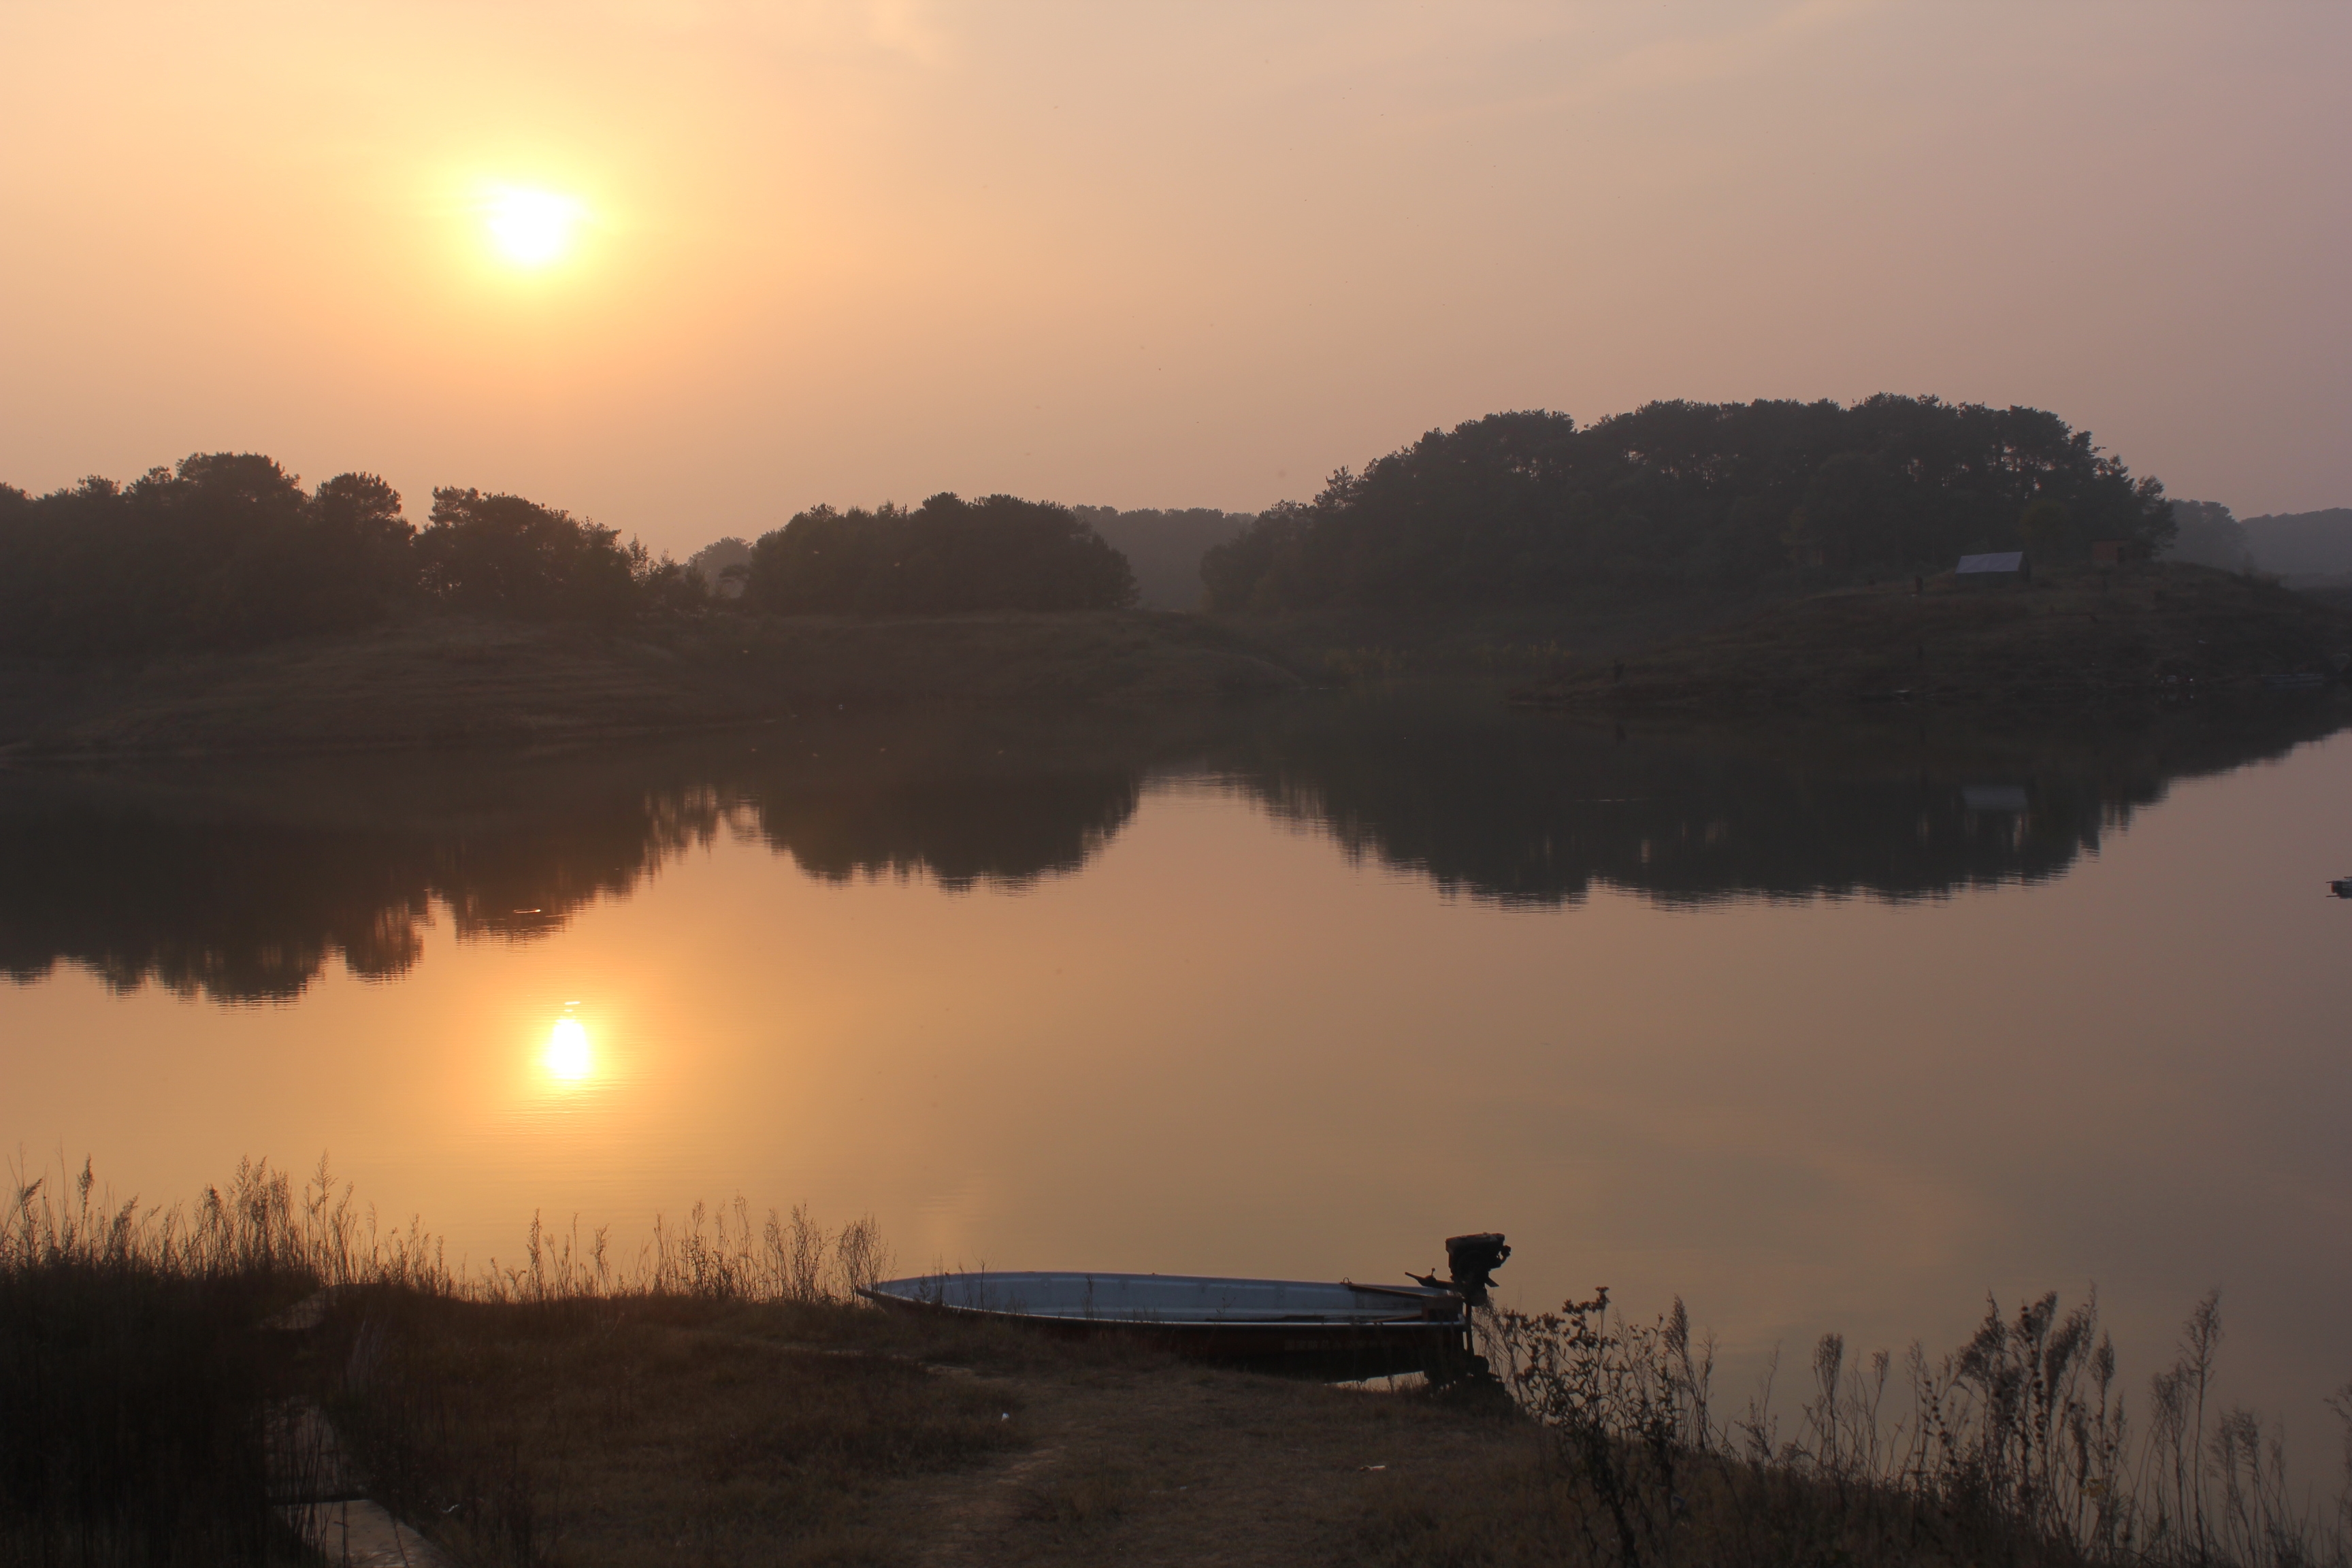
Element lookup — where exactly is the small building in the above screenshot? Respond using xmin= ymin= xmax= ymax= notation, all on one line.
xmin=1956 ymin=550 xmax=2029 ymax=583
xmin=1961 ymin=784 xmax=2031 ymax=813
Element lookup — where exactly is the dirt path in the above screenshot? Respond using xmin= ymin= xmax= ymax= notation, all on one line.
xmin=316 ymin=1293 xmax=1541 ymax=1566
xmin=897 ymin=1365 xmax=1533 ymax=1567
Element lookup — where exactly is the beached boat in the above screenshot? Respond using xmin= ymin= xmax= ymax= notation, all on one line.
xmin=858 ymin=1234 xmax=1512 ymax=1377
xmin=859 ymin=1270 xmax=1467 ymax=1371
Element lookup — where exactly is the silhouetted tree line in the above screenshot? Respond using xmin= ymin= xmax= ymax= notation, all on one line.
xmin=0 ymin=457 xmax=1133 ymax=657
xmin=419 ymin=486 xmax=704 ymax=624
xmin=0 ymin=454 xmax=710 ymax=655
xmin=1203 ymin=397 xmax=2178 ymax=612
xmin=0 ymin=455 xmax=414 ymax=655
xmin=742 ymin=493 xmax=1135 ymax=614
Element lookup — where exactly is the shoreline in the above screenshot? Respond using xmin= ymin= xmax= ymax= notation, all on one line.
xmin=6 ymin=570 xmax=2349 ymax=770
xmin=1508 ymin=563 xmax=2352 ymax=715
xmin=0 ymin=609 xmax=1307 ymax=763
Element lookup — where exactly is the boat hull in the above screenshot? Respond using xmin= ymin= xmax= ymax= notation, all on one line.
xmin=859 ymin=1270 xmax=1469 ymax=1377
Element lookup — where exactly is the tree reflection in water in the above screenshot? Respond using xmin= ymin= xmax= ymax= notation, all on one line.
xmin=1207 ymin=696 xmax=2349 ymax=908
xmin=0 ymin=710 xmax=1152 ymax=1004
xmin=1 ymin=696 xmax=2340 ymax=1003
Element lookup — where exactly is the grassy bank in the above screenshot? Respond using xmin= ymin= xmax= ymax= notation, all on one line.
xmin=1396 ymin=1292 xmax=2352 ymax=1568
xmin=8 ymin=565 xmax=2341 ymax=758
xmin=0 ymin=609 xmax=1303 ymax=759
xmin=7 ymin=1164 xmax=2348 ymax=1567
xmin=1211 ymin=589 xmax=1782 ymax=687
xmin=1510 ymin=564 xmax=2352 ymax=715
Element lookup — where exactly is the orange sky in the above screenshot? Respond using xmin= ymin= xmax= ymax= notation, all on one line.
xmin=2 ymin=1 xmax=2344 ymax=554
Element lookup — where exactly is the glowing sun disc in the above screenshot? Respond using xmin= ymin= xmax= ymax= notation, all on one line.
xmin=484 ymin=188 xmax=586 ymax=267
xmin=544 ymin=1017 xmax=593 ymax=1081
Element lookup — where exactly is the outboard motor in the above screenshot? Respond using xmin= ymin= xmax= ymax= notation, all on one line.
xmin=1404 ymin=1233 xmax=1512 ymax=1389
xmin=1446 ymin=1233 xmax=1510 ymax=1304
xmin=1426 ymin=1232 xmax=1508 ymax=1306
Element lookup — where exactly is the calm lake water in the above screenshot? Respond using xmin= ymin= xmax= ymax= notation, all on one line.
xmin=6 ymin=692 xmax=2350 ymax=1446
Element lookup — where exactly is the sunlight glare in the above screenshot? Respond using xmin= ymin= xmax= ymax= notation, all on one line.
xmin=483 ymin=187 xmax=587 ymax=268
xmin=543 ymin=1017 xmax=593 ymax=1081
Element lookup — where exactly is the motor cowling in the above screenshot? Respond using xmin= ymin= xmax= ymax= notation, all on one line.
xmin=1444 ymin=1232 xmax=1510 ymax=1305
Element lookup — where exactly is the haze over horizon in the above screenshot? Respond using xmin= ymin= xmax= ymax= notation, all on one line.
xmin=4 ymin=1 xmax=2345 ymax=556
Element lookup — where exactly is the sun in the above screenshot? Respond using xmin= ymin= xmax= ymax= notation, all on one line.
xmin=543 ymin=1017 xmax=593 ymax=1081
xmin=482 ymin=186 xmax=587 ymax=268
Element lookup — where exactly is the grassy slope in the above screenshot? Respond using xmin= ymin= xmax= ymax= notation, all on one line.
xmin=14 ymin=565 xmax=2330 ymax=757
xmin=329 ymin=1291 xmax=1535 ymax=1568
xmin=1214 ymin=587 xmax=1784 ymax=683
xmin=0 ymin=610 xmax=1303 ymax=758
xmin=1516 ymin=564 xmax=2352 ymax=714
xmin=332 ymin=1292 xmax=2138 ymax=1568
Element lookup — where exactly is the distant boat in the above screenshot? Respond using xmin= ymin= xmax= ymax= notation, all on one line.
xmin=860 ymin=1235 xmax=1510 ymax=1375
xmin=2331 ymin=878 xmax=2352 ymax=900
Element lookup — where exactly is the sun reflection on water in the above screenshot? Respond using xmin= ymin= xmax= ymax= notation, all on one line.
xmin=543 ymin=1016 xmax=593 ymax=1083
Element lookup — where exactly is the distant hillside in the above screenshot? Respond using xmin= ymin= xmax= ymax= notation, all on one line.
xmin=2241 ymin=508 xmax=2352 ymax=579
xmin=1073 ymin=506 xmax=1253 ymax=611
xmin=2162 ymin=500 xmax=2254 ymax=572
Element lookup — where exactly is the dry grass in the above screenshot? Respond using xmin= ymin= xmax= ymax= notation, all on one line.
xmin=328 ymin=1294 xmax=1032 ymax=1567
xmin=0 ymin=1158 xmax=378 ymax=1567
xmin=1345 ymin=1289 xmax=2352 ymax=1568
xmin=12 ymin=1159 xmax=2350 ymax=1568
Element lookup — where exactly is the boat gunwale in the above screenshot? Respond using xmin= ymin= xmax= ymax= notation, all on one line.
xmin=857 ymin=1270 xmax=1465 ymax=1332
xmin=855 ymin=1291 xmax=1464 ymax=1334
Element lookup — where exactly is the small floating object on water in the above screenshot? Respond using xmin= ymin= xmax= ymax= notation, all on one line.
xmin=2330 ymin=878 xmax=2352 ymax=899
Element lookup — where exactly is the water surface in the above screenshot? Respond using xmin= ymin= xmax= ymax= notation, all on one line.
xmin=6 ymin=694 xmax=2349 ymax=1445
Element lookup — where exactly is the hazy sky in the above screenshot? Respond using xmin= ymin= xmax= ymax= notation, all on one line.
xmin=3 ymin=1 xmax=2345 ymax=555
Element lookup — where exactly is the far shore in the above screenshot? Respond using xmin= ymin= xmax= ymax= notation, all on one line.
xmin=6 ymin=567 xmax=2347 ymax=761
xmin=1509 ymin=562 xmax=2352 ymax=715
xmin=0 ymin=609 xmax=1307 ymax=761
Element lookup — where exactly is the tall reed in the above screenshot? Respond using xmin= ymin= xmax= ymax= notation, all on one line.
xmin=1484 ymin=1287 xmax=2352 ymax=1568
xmin=489 ymin=1195 xmax=892 ymax=1304
xmin=1 ymin=1156 xmax=342 ymax=1567
xmin=1 ymin=1154 xmax=893 ymax=1567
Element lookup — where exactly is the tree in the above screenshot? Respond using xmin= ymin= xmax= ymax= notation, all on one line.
xmin=416 ymin=488 xmax=640 ymax=623
xmin=685 ymin=536 xmax=755 ymax=598
xmin=743 ymin=493 xmax=1137 ymax=615
xmin=1204 ymin=397 xmax=2176 ymax=612
xmin=2019 ymin=498 xmax=2072 ymax=564
xmin=0 ymin=453 xmax=423 ymax=654
xmin=1784 ymin=452 xmax=1905 ymax=572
